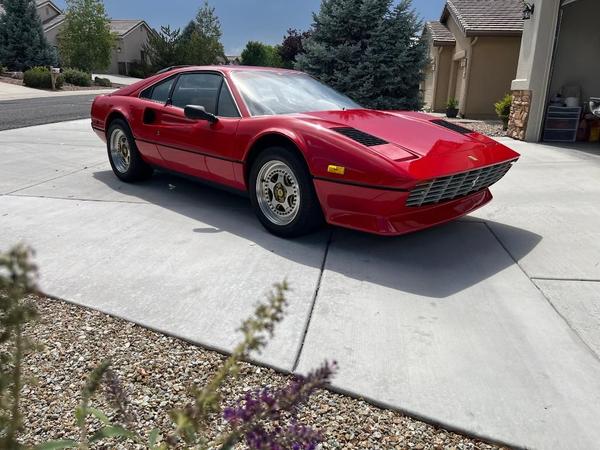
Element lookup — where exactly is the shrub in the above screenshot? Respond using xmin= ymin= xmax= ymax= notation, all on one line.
xmin=495 ymin=94 xmax=512 ymax=130
xmin=62 ymin=68 xmax=91 ymax=86
xmin=127 ymin=61 xmax=153 ymax=79
xmin=446 ymin=98 xmax=459 ymax=109
xmin=23 ymin=66 xmax=63 ymax=89
xmin=94 ymin=76 xmax=112 ymax=87
xmin=0 ymin=65 xmax=7 ymax=75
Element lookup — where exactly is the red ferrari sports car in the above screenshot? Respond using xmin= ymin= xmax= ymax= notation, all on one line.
xmin=91 ymin=65 xmax=519 ymax=238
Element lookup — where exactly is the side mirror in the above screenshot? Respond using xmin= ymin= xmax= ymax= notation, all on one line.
xmin=184 ymin=105 xmax=219 ymax=123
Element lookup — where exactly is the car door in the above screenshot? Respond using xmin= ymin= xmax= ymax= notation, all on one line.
xmin=134 ymin=75 xmax=179 ymax=166
xmin=153 ymin=72 xmax=243 ymax=190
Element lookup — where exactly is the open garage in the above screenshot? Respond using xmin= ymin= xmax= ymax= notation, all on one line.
xmin=509 ymin=0 xmax=600 ymax=146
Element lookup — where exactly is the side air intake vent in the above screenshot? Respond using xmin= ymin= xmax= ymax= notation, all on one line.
xmin=332 ymin=127 xmax=388 ymax=147
xmin=430 ymin=119 xmax=474 ymax=135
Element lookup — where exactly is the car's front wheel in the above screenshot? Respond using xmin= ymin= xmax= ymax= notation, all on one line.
xmin=249 ymin=147 xmax=323 ymax=238
xmin=107 ymin=119 xmax=153 ymax=182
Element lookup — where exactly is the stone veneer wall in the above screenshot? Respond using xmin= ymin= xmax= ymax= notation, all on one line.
xmin=507 ymin=90 xmax=532 ymax=140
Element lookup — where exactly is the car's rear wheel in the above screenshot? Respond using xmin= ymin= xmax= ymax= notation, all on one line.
xmin=249 ymin=147 xmax=323 ymax=238
xmin=107 ymin=119 xmax=153 ymax=182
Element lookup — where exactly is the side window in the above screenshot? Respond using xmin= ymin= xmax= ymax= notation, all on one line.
xmin=217 ymin=84 xmax=240 ymax=118
xmin=140 ymin=76 xmax=175 ymax=104
xmin=170 ymin=73 xmax=222 ymax=113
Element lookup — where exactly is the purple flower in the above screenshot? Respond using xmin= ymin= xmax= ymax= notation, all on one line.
xmin=223 ymin=361 xmax=337 ymax=450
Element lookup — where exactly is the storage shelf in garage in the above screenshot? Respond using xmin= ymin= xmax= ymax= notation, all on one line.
xmin=543 ymin=106 xmax=581 ymax=142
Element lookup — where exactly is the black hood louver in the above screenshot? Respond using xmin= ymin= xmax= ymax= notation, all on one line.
xmin=430 ymin=119 xmax=474 ymax=135
xmin=332 ymin=127 xmax=388 ymax=147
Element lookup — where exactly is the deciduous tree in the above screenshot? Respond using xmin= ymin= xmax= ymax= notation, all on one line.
xmin=241 ymin=41 xmax=283 ymax=67
xmin=279 ymin=28 xmax=311 ymax=69
xmin=57 ymin=0 xmax=115 ymax=72
xmin=0 ymin=0 xmax=57 ymax=71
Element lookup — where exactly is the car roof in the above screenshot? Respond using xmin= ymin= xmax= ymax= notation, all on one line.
xmin=164 ymin=65 xmax=302 ymax=76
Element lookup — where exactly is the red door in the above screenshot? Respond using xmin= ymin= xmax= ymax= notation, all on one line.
xmin=152 ymin=72 xmax=243 ymax=190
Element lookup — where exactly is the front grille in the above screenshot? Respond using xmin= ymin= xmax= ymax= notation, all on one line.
xmin=430 ymin=119 xmax=474 ymax=135
xmin=332 ymin=127 xmax=388 ymax=146
xmin=406 ymin=161 xmax=514 ymax=207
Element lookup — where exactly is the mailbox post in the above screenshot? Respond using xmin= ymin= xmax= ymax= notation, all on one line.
xmin=50 ymin=67 xmax=60 ymax=90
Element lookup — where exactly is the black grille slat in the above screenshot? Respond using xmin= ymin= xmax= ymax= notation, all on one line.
xmin=332 ymin=127 xmax=388 ymax=147
xmin=406 ymin=161 xmax=514 ymax=207
xmin=430 ymin=119 xmax=474 ymax=135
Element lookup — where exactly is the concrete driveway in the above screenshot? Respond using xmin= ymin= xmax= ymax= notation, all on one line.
xmin=1 ymin=120 xmax=599 ymax=449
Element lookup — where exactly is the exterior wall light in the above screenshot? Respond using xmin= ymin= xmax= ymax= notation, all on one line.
xmin=522 ymin=2 xmax=535 ymax=20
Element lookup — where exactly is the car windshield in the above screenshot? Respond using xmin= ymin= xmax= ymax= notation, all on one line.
xmin=230 ymin=70 xmax=362 ymax=116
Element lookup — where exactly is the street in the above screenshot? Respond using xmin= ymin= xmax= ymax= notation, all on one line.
xmin=0 ymin=94 xmax=99 ymax=131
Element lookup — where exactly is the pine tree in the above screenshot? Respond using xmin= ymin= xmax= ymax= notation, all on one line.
xmin=183 ymin=1 xmax=225 ymax=65
xmin=0 ymin=0 xmax=57 ymax=71
xmin=143 ymin=25 xmax=184 ymax=71
xmin=57 ymin=0 xmax=115 ymax=72
xmin=180 ymin=20 xmax=196 ymax=45
xmin=296 ymin=0 xmax=427 ymax=110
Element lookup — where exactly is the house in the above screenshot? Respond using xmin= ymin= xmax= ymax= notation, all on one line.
xmin=508 ymin=0 xmax=600 ymax=141
xmin=104 ymin=20 xmax=153 ymax=75
xmin=225 ymin=55 xmax=241 ymax=65
xmin=422 ymin=0 xmax=523 ymax=119
xmin=0 ymin=0 xmax=152 ymax=76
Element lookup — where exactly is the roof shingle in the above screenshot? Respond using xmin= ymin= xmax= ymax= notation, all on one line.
xmin=424 ymin=21 xmax=456 ymax=46
xmin=442 ymin=0 xmax=524 ymax=36
xmin=43 ymin=13 xmax=65 ymax=31
xmin=109 ymin=19 xmax=147 ymax=37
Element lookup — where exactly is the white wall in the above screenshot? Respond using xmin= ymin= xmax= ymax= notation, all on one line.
xmin=511 ymin=0 xmax=561 ymax=141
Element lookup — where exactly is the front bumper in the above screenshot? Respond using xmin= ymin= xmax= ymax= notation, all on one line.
xmin=314 ymin=179 xmax=492 ymax=236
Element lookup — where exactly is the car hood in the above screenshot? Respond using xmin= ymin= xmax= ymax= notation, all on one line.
xmin=301 ymin=109 xmax=502 ymax=157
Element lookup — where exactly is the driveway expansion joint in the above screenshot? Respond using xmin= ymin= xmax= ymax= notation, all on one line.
xmin=531 ymin=276 xmax=600 ymax=283
xmin=483 ymin=222 xmax=600 ymax=363
xmin=531 ymin=280 xmax=600 ymax=362
xmin=7 ymin=193 xmax=147 ymax=205
xmin=4 ymin=161 xmax=106 ymax=196
xmin=292 ymin=229 xmax=333 ymax=372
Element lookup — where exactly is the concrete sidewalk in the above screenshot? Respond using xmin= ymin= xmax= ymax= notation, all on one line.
xmin=1 ymin=121 xmax=600 ymax=449
xmin=92 ymin=73 xmax=142 ymax=86
xmin=0 ymin=80 xmax=114 ymax=101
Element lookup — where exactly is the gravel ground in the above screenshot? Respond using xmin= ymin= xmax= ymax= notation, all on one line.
xmin=16 ymin=296 xmax=507 ymax=449
xmin=444 ymin=118 xmax=506 ymax=138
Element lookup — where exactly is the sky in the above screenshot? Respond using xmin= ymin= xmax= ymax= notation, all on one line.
xmin=51 ymin=0 xmax=446 ymax=55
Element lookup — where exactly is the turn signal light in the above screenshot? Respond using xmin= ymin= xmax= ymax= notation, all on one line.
xmin=327 ymin=165 xmax=346 ymax=175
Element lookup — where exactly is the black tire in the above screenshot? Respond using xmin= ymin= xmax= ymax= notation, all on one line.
xmin=249 ymin=146 xmax=324 ymax=238
xmin=106 ymin=119 xmax=153 ymax=182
